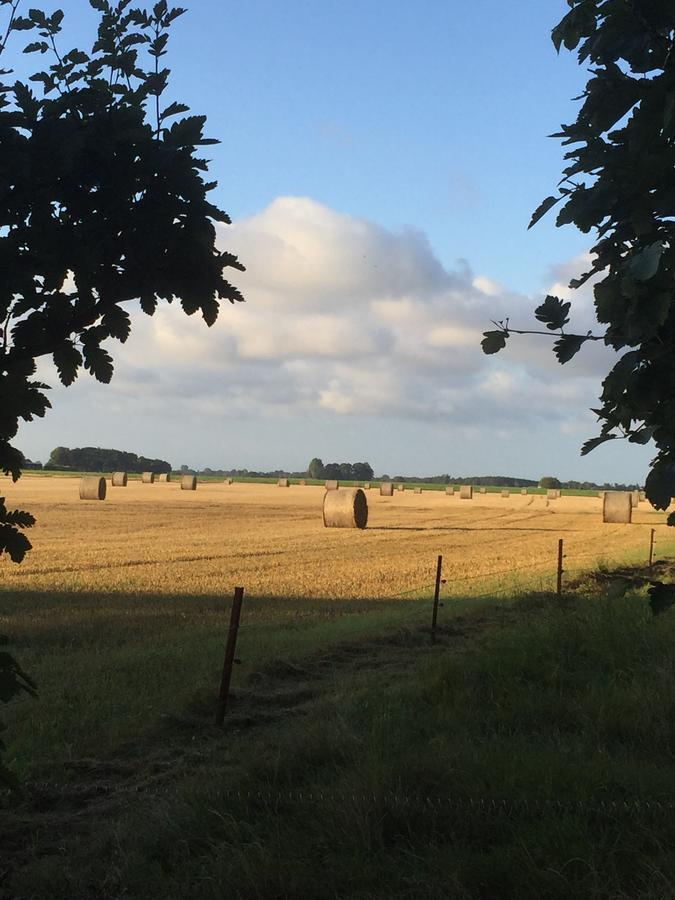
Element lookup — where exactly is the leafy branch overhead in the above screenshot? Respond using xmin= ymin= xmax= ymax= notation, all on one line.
xmin=0 ymin=0 xmax=245 ymax=562
xmin=482 ymin=0 xmax=675 ymax=515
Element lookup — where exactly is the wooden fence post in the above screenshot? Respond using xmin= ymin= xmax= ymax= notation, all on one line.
xmin=556 ymin=539 xmax=564 ymax=598
xmin=649 ymin=528 xmax=655 ymax=569
xmin=430 ymin=555 xmax=443 ymax=644
xmin=215 ymin=586 xmax=245 ymax=726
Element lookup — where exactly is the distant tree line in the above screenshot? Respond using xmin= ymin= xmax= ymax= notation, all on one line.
xmin=307 ymin=459 xmax=374 ymax=481
xmin=27 ymin=449 xmax=640 ymax=491
xmin=45 ymin=447 xmax=171 ymax=474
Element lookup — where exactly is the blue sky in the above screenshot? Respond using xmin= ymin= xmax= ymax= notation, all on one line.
xmin=14 ymin=1 xmax=654 ymax=482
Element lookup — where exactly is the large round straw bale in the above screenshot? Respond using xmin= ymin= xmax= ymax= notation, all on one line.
xmin=325 ymin=479 xmax=339 ymax=491
xmin=111 ymin=471 xmax=127 ymax=487
xmin=546 ymin=489 xmax=559 ymax=500
xmin=277 ymin=478 xmax=290 ymax=487
xmin=630 ymin=490 xmax=639 ymax=508
xmin=603 ymin=491 xmax=632 ymax=524
xmin=323 ymin=487 xmax=368 ymax=529
xmin=181 ymin=475 xmax=197 ymax=491
xmin=299 ymin=479 xmax=306 ymax=486
xmin=459 ymin=485 xmax=473 ymax=500
xmin=396 ymin=483 xmax=404 ymax=492
xmin=479 ymin=487 xmax=487 ymax=494
xmin=445 ymin=485 xmax=453 ymax=495
xmin=363 ymin=482 xmax=371 ymax=490
xmin=226 ymin=478 xmax=233 ymax=485
xmin=80 ymin=476 xmax=106 ymax=501
xmin=380 ymin=482 xmax=394 ymax=496
xmin=414 ymin=486 xmax=423 ymax=494
xmin=521 ymin=488 xmax=528 ymax=495
xmin=639 ymin=491 xmax=646 ymax=502
xmin=501 ymin=489 xmax=510 ymax=498
xmin=158 ymin=473 xmax=171 ymax=483
xmin=141 ymin=471 xmax=155 ymax=484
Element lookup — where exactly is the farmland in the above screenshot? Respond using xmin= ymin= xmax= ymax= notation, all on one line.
xmin=1 ymin=475 xmax=674 ymax=898
xmin=1 ymin=476 xmax=669 ymax=601
xmin=1 ymin=474 xmax=672 ymax=768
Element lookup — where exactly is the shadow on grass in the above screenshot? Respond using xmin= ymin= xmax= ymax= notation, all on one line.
xmin=3 ymin=577 xmax=674 ymax=900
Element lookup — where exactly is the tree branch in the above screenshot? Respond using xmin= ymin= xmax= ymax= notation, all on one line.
xmin=489 ymin=321 xmax=603 ymax=341
xmin=0 ymin=0 xmax=21 ymax=57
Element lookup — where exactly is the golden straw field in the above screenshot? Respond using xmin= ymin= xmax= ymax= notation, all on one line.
xmin=1 ymin=476 xmax=672 ymax=601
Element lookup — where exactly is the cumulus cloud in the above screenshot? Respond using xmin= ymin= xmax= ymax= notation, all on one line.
xmin=37 ymin=196 xmax=619 ymax=443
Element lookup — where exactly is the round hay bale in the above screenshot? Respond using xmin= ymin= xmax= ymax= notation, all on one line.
xmin=323 ymin=487 xmax=368 ymax=529
xmin=501 ymin=489 xmax=510 ymax=498
xmin=414 ymin=486 xmax=422 ymax=494
xmin=299 ymin=479 xmax=306 ymax=486
xmin=363 ymin=482 xmax=371 ymax=490
xmin=445 ymin=485 xmax=454 ymax=495
xmin=603 ymin=491 xmax=632 ymax=523
xmin=546 ymin=489 xmax=559 ymax=500
xmin=79 ymin=476 xmax=106 ymax=501
xmin=325 ymin=479 xmax=339 ymax=491
xmin=630 ymin=490 xmax=639 ymax=508
xmin=479 ymin=487 xmax=487 ymax=494
xmin=396 ymin=483 xmax=404 ymax=492
xmin=639 ymin=490 xmax=646 ymax=502
xmin=521 ymin=488 xmax=528 ymax=495
xmin=181 ymin=475 xmax=197 ymax=491
xmin=226 ymin=478 xmax=233 ymax=485
xmin=111 ymin=471 xmax=127 ymax=487
xmin=158 ymin=473 xmax=171 ymax=483
xmin=380 ymin=482 xmax=394 ymax=497
xmin=141 ymin=472 xmax=155 ymax=484
xmin=459 ymin=485 xmax=473 ymax=500
xmin=277 ymin=478 xmax=290 ymax=487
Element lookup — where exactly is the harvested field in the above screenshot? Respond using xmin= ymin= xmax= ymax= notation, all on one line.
xmin=1 ymin=476 xmax=671 ymax=601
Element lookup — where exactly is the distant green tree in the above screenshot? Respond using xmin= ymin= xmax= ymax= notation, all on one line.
xmin=482 ymin=1 xmax=675 ymax=520
xmin=352 ymin=462 xmax=374 ymax=481
xmin=307 ymin=458 xmax=324 ymax=479
xmin=539 ymin=476 xmax=562 ymax=489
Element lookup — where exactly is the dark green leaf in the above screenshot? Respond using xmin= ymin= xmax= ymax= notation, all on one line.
xmin=528 ymin=195 xmax=561 ymax=230
xmin=53 ymin=342 xmax=82 ymax=387
xmin=628 ymin=243 xmax=663 ymax=282
xmin=580 ymin=434 xmax=616 ymax=456
xmin=481 ymin=330 xmax=508 ymax=355
xmin=645 ymin=464 xmax=675 ymax=511
xmin=534 ymin=295 xmax=571 ymax=330
xmin=82 ymin=344 xmax=114 ymax=383
xmin=553 ymin=334 xmax=586 ymax=364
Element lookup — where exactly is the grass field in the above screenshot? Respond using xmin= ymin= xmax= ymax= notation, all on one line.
xmin=1 ymin=476 xmax=674 ymax=897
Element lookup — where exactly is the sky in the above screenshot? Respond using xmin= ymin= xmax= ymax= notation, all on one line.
xmin=14 ymin=1 xmax=654 ymax=482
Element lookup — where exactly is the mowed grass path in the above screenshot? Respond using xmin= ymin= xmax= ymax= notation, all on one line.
xmin=1 ymin=477 xmax=673 ymax=776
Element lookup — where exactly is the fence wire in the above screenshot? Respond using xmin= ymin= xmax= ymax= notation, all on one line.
xmin=11 ymin=782 xmax=673 ymax=816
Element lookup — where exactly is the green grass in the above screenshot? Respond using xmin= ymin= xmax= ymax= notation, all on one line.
xmin=2 ymin=567 xmax=674 ymax=899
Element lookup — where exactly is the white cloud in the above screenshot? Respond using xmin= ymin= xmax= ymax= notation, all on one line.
xmin=27 ymin=195 xmax=639 ymax=477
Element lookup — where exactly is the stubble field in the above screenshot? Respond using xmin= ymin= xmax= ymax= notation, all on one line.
xmin=1 ymin=475 xmax=670 ymax=600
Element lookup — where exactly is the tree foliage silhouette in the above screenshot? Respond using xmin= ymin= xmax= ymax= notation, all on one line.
xmin=0 ymin=0 xmax=243 ymax=787
xmin=482 ymin=0 xmax=675 ymax=519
